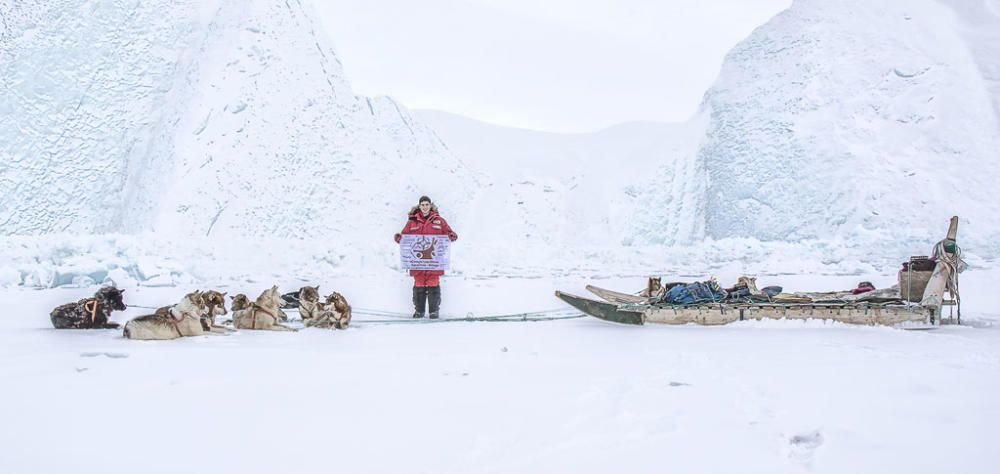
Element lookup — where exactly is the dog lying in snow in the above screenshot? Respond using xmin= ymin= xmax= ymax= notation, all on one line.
xmin=50 ymin=286 xmax=127 ymax=329
xmin=295 ymin=286 xmax=322 ymax=321
xmin=220 ymin=293 xmax=252 ymax=326
xmin=269 ymin=289 xmax=291 ymax=322
xmin=232 ymin=286 xmax=297 ymax=331
xmin=151 ymin=289 xmax=231 ymax=333
xmin=198 ymin=290 xmax=229 ymax=331
xmin=230 ymin=293 xmax=251 ymax=312
xmin=305 ymin=291 xmax=352 ymax=330
xmin=123 ymin=290 xmax=208 ymax=340
xmin=193 ymin=289 xmax=235 ymax=332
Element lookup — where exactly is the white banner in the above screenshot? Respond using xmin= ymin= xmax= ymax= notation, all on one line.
xmin=399 ymin=234 xmax=451 ymax=270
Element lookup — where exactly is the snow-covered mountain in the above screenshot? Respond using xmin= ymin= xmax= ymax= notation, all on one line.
xmin=0 ymin=0 xmax=476 ymax=245
xmin=687 ymin=0 xmax=1000 ymax=253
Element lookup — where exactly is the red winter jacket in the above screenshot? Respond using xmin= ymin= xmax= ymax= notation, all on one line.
xmin=394 ymin=207 xmax=458 ymax=277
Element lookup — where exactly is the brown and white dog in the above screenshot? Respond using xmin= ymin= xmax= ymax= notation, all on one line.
xmin=230 ymin=293 xmax=252 ymax=312
xmin=296 ymin=286 xmax=321 ymax=321
xmin=198 ymin=290 xmax=231 ymax=332
xmin=50 ymin=286 xmax=127 ymax=329
xmin=221 ymin=293 xmax=252 ymax=326
xmin=233 ymin=286 xmax=296 ymax=331
xmin=152 ymin=289 xmax=231 ymax=333
xmin=123 ymin=290 xmax=207 ymax=340
xmin=306 ymin=291 xmax=352 ymax=330
xmin=638 ymin=277 xmax=664 ymax=299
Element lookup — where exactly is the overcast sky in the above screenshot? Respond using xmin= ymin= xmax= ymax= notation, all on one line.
xmin=310 ymin=0 xmax=790 ymax=133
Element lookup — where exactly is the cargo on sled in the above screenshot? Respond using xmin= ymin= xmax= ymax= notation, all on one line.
xmin=556 ymin=217 xmax=964 ymax=327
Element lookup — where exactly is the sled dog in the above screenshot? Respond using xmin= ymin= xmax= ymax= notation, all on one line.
xmin=306 ymin=291 xmax=352 ymax=330
xmin=50 ymin=286 xmax=127 ymax=329
xmin=233 ymin=286 xmax=297 ymax=331
xmin=124 ymin=291 xmax=207 ymax=340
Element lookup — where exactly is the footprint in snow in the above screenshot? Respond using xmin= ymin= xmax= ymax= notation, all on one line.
xmin=80 ymin=352 xmax=129 ymax=359
xmin=788 ymin=431 xmax=824 ymax=465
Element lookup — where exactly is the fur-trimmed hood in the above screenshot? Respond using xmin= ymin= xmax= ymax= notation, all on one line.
xmin=408 ymin=204 xmax=439 ymax=216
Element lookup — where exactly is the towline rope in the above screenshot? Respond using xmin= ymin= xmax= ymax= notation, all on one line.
xmin=124 ymin=302 xmax=584 ymax=324
xmin=352 ymin=313 xmax=585 ymax=325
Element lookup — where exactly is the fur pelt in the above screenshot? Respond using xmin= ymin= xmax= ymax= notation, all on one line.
xmin=50 ymin=286 xmax=127 ymax=329
xmin=123 ymin=291 xmax=207 ymax=340
xmin=233 ymin=286 xmax=296 ymax=331
xmin=305 ymin=291 xmax=352 ymax=330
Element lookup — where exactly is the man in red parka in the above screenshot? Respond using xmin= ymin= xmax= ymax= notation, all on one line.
xmin=394 ymin=196 xmax=458 ymax=319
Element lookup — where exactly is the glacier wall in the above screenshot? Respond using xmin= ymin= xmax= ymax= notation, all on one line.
xmin=690 ymin=0 xmax=1000 ymax=251
xmin=0 ymin=0 xmax=476 ymax=245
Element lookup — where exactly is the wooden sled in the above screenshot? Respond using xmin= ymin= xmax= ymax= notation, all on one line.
xmin=557 ymin=216 xmax=960 ymax=327
xmin=556 ymin=291 xmax=933 ymax=326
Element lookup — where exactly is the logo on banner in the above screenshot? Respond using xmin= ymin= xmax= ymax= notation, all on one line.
xmin=399 ymin=234 xmax=451 ymax=270
xmin=410 ymin=236 xmax=438 ymax=260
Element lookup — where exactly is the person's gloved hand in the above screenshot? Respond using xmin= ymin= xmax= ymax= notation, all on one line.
xmin=448 ymin=232 xmax=458 ymax=242
xmin=394 ymin=233 xmax=402 ymax=243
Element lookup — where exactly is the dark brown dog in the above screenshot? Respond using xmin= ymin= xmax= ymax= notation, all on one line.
xmin=50 ymin=286 xmax=127 ymax=329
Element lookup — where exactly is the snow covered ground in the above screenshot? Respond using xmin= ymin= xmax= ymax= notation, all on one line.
xmin=4 ymin=0 xmax=1000 ymax=471
xmin=2 ymin=269 xmax=999 ymax=474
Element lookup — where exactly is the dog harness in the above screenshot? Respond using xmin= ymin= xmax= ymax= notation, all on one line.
xmin=168 ymin=309 xmax=192 ymax=337
xmin=250 ymin=304 xmax=277 ymax=329
xmin=83 ymin=299 xmax=99 ymax=324
xmin=298 ymin=299 xmax=318 ymax=321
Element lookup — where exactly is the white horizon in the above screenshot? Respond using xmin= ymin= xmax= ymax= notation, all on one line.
xmin=309 ymin=0 xmax=791 ymax=133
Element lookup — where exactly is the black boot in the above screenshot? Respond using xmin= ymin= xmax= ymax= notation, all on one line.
xmin=412 ymin=286 xmax=427 ymax=318
xmin=427 ymin=286 xmax=441 ymax=319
